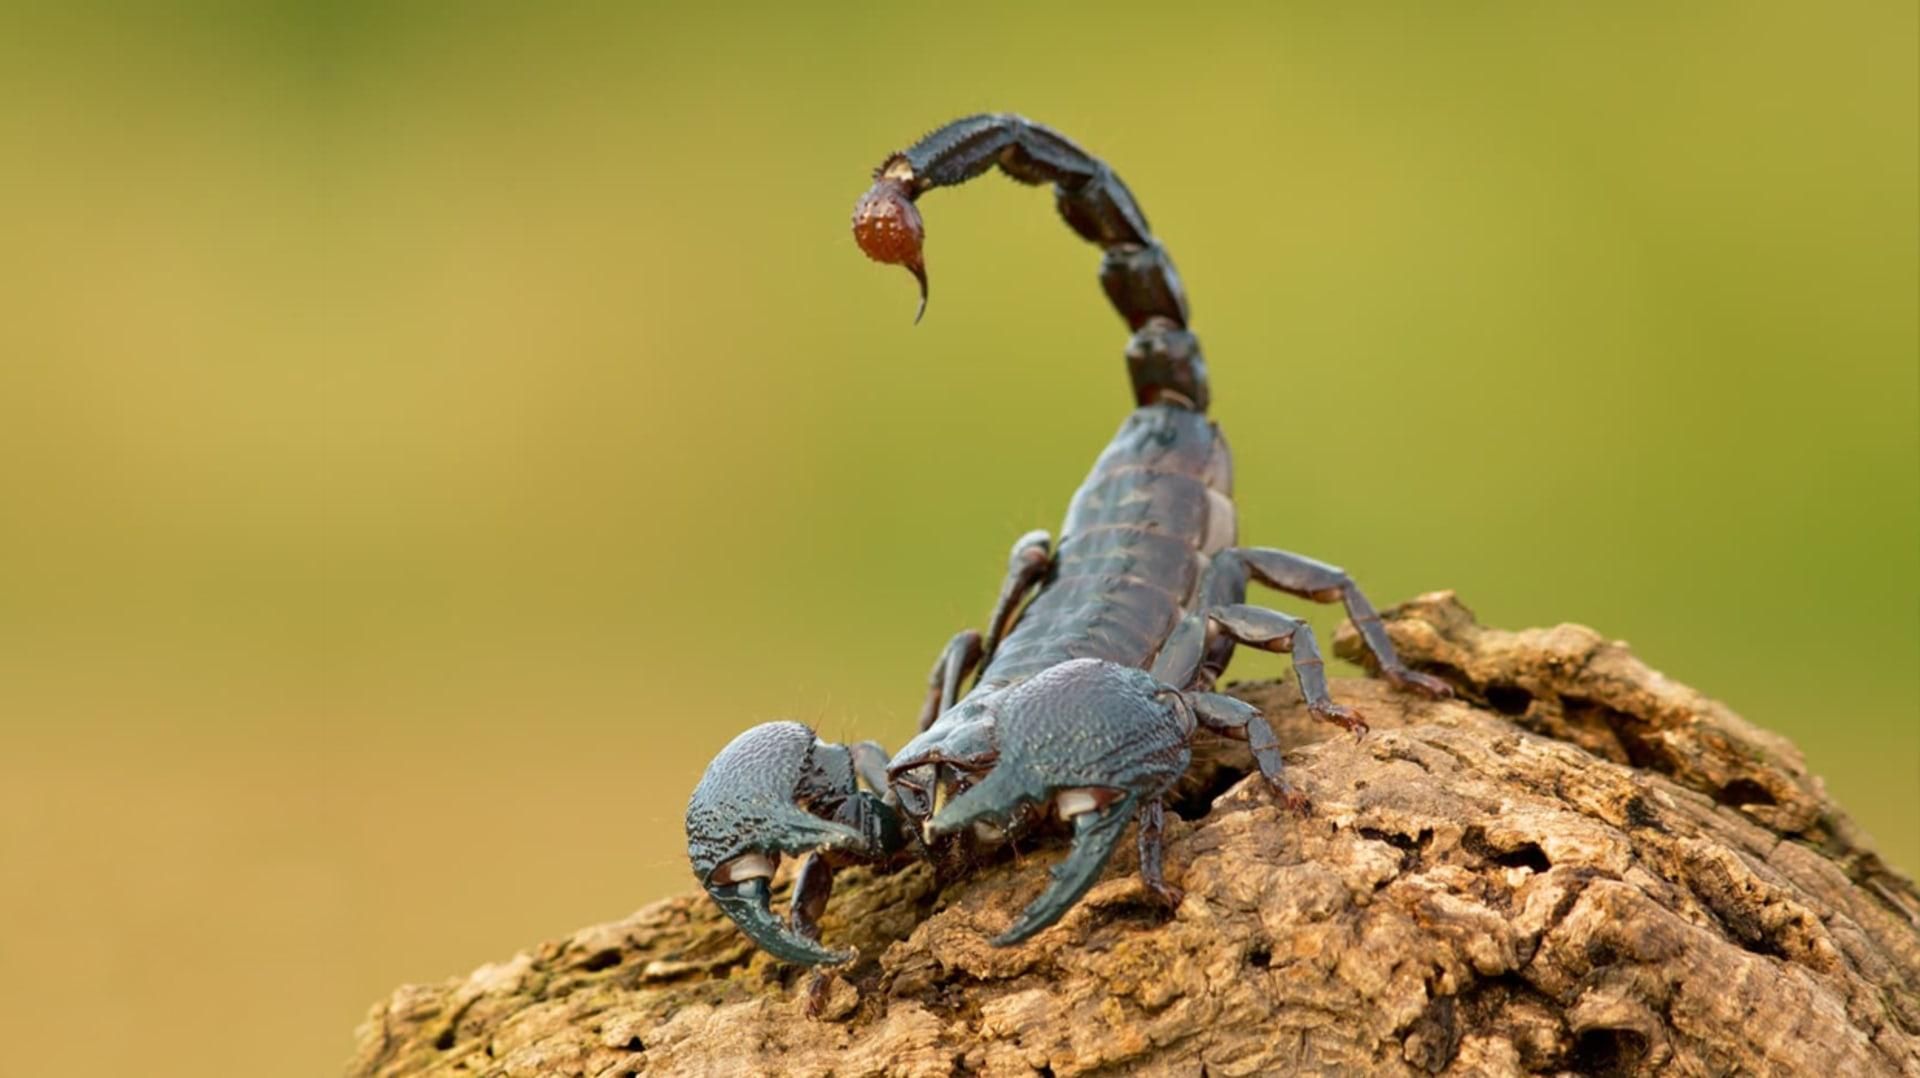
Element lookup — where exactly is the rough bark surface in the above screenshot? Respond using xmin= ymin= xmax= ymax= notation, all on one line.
xmin=349 ymin=594 xmax=1920 ymax=1077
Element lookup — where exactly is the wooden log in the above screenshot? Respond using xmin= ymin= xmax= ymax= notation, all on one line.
xmin=349 ymin=593 xmax=1919 ymax=1077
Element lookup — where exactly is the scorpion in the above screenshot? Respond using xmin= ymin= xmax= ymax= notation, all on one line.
xmin=684 ymin=113 xmax=1451 ymax=967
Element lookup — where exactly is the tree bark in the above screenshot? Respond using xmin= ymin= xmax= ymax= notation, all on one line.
xmin=349 ymin=593 xmax=1919 ymax=1077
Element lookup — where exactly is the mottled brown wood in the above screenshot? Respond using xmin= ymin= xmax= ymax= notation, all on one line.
xmin=349 ymin=594 xmax=1919 ymax=1077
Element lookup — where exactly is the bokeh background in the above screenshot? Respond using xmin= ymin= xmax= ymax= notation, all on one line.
xmin=0 ymin=3 xmax=1913 ymax=1073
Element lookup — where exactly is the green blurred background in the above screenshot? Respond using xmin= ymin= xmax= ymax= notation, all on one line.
xmin=0 ymin=3 xmax=1913 ymax=1073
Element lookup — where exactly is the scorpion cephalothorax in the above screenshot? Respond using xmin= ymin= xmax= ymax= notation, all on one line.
xmin=686 ymin=113 xmax=1450 ymax=967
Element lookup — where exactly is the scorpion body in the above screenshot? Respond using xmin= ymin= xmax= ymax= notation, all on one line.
xmin=685 ymin=114 xmax=1448 ymax=967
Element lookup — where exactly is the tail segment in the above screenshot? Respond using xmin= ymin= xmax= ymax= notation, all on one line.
xmin=852 ymin=114 xmax=1209 ymax=411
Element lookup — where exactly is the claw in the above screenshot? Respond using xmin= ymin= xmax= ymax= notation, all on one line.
xmin=685 ymin=722 xmax=896 ymax=966
xmin=892 ymin=659 xmax=1194 ymax=944
xmin=706 ymin=877 xmax=852 ymax=966
xmin=996 ymin=793 xmax=1136 ymax=944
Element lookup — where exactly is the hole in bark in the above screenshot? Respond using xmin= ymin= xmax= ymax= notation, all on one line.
xmin=624 ymin=1035 xmax=645 ymax=1051
xmin=1037 ymin=1066 xmax=1055 ymax=1078
xmin=1360 ymin=826 xmax=1433 ymax=871
xmin=1570 ymin=1027 xmax=1647 ymax=1076
xmin=1246 ymin=942 xmax=1272 ymax=969
xmin=1406 ymin=993 xmax=1461 ymax=1072
xmin=1423 ymin=662 xmax=1470 ymax=692
xmin=1715 ymin=778 xmax=1777 ymax=807
xmin=1562 ymin=696 xmax=1661 ymax=769
xmin=1167 ymin=748 xmax=1249 ymax=822
xmin=1101 ymin=891 xmax=1174 ymax=927
xmin=1485 ymin=682 xmax=1532 ymax=716
xmin=1360 ymin=827 xmax=1417 ymax=850
xmin=1494 ymin=842 xmax=1551 ymax=872
xmin=578 ymin=947 xmax=623 ymax=971
xmin=1452 ymin=973 xmax=1568 ymax=1070
xmin=1462 ymin=826 xmax=1550 ymax=872
xmin=433 ymin=1028 xmax=456 ymax=1051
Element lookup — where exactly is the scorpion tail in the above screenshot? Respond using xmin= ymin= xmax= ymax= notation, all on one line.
xmin=852 ymin=113 xmax=1209 ymax=411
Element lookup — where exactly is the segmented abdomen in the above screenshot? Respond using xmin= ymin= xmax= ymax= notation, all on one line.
xmin=981 ymin=404 xmax=1234 ymax=686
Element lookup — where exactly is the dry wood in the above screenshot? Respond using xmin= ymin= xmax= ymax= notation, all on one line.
xmin=349 ymin=593 xmax=1919 ymax=1077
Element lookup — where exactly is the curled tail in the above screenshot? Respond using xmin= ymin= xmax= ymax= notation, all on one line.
xmin=852 ymin=113 xmax=1209 ymax=412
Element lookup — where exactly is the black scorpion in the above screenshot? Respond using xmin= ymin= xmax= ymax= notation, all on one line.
xmin=684 ymin=114 xmax=1450 ymax=966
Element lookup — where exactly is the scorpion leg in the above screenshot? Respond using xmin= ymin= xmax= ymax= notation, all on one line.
xmin=1205 ymin=603 xmax=1367 ymax=736
xmin=1233 ymin=547 xmax=1453 ymax=698
xmin=1184 ymin=690 xmax=1312 ymax=814
xmin=917 ymin=630 xmax=984 ymax=733
xmin=1135 ymin=797 xmax=1185 ymax=908
xmin=789 ymin=853 xmax=835 ymax=945
xmin=916 ymin=530 xmax=1052 ymax=731
xmin=1158 ymin=551 xmax=1366 ymax=733
xmin=1153 ymin=550 xmax=1252 ymax=694
xmin=1153 ymin=553 xmax=1341 ymax=806
xmin=983 ymin=529 xmax=1052 ymax=664
xmin=790 ymin=854 xmax=846 ymax=1017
